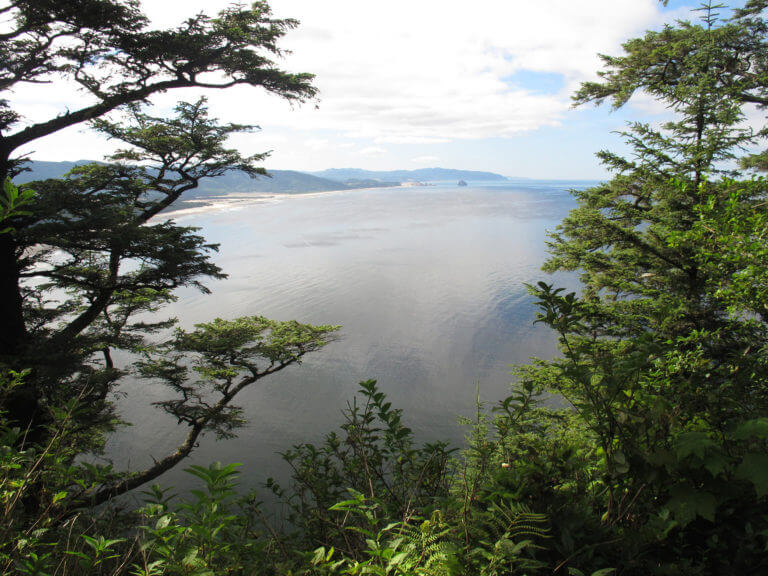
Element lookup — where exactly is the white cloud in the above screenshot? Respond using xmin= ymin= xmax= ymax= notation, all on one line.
xmin=412 ymin=155 xmax=440 ymax=164
xmin=740 ymin=102 xmax=768 ymax=146
xmin=304 ymin=138 xmax=331 ymax=150
xmin=5 ymin=0 xmax=686 ymax=163
xmin=171 ymin=0 xmax=678 ymax=144
xmin=359 ymin=146 xmax=387 ymax=156
xmin=626 ymin=90 xmax=677 ymax=116
xmin=247 ymin=0 xmax=671 ymax=142
xmin=15 ymin=124 xmax=120 ymax=162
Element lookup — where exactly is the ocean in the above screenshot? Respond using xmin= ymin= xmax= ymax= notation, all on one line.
xmin=105 ymin=179 xmax=593 ymax=497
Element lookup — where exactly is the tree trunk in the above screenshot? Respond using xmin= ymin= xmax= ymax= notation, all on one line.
xmin=0 ymin=235 xmax=25 ymax=354
xmin=0 ymin=154 xmax=42 ymax=437
xmin=0 ymin=156 xmax=27 ymax=357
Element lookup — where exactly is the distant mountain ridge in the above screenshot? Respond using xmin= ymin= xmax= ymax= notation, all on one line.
xmin=14 ymin=160 xmax=90 ymax=183
xmin=14 ymin=162 xmax=510 ymax=197
xmin=13 ymin=161 xmax=388 ymax=195
xmin=309 ymin=168 xmax=508 ymax=182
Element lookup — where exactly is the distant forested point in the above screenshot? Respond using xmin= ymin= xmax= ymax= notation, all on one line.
xmin=17 ymin=162 xmax=509 ymax=202
xmin=15 ymin=160 xmax=394 ymax=197
xmin=311 ymin=167 xmax=509 ymax=182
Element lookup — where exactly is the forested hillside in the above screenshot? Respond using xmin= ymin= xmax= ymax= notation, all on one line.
xmin=311 ymin=167 xmax=508 ymax=182
xmin=15 ymin=161 xmax=395 ymax=196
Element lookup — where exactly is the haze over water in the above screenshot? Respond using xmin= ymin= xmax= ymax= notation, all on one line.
xmin=106 ymin=180 xmax=590 ymax=494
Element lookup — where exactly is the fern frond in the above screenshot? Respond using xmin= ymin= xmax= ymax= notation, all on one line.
xmin=468 ymin=499 xmax=550 ymax=575
xmin=384 ymin=512 xmax=461 ymax=576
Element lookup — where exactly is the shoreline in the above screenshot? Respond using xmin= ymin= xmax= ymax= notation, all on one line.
xmin=163 ymin=184 xmax=403 ymax=218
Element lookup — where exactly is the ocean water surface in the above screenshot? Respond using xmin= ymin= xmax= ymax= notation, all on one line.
xmin=106 ymin=179 xmax=591 ymax=496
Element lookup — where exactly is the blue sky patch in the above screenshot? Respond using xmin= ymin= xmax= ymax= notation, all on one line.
xmin=503 ymin=70 xmax=565 ymax=94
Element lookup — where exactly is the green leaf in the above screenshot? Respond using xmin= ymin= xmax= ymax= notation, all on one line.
xmin=3 ymin=177 xmax=17 ymax=202
xmin=667 ymin=484 xmax=718 ymax=526
xmin=735 ymin=453 xmax=768 ymax=497
xmin=702 ymin=451 xmax=729 ymax=477
xmin=673 ymin=431 xmax=716 ymax=460
xmin=612 ymin=450 xmax=630 ymax=474
xmin=1 ymin=177 xmax=35 ymax=232
xmin=330 ymin=499 xmax=362 ymax=510
xmin=733 ymin=418 xmax=768 ymax=441
xmin=182 ymin=548 xmax=200 ymax=567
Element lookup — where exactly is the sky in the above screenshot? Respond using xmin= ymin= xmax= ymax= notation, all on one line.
xmin=7 ymin=0 xmax=740 ymax=179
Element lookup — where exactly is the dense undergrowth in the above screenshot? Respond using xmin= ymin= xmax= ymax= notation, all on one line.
xmin=2 ymin=372 xmax=767 ymax=575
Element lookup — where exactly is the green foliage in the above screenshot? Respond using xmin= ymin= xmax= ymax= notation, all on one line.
xmin=0 ymin=383 xmax=554 ymax=576
xmin=0 ymin=0 xmax=316 ymax=138
xmin=297 ymin=385 xmax=554 ymax=576
xmin=272 ymin=380 xmax=454 ymax=555
xmin=459 ymin=381 xmax=609 ymax=573
xmin=0 ymin=0 xmax=318 ymax=361
xmin=312 ymin=504 xmax=460 ymax=576
xmin=464 ymin=499 xmax=549 ymax=576
xmin=0 ymin=0 xmax=335 ymax=568
xmin=138 ymin=316 xmax=339 ymax=441
xmin=524 ymin=2 xmax=768 ymax=573
xmin=0 ymin=370 xmax=135 ymax=575
xmin=0 ymin=98 xmax=340 ymax=515
xmin=0 ymin=0 xmax=329 ymax=523
xmin=0 ymin=178 xmax=34 ymax=233
xmin=134 ymin=463 xmax=269 ymax=575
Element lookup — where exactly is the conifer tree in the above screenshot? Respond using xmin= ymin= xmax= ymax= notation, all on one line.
xmin=0 ymin=0 xmax=338 ymax=509
xmin=528 ymin=2 xmax=768 ymax=570
xmin=0 ymin=0 xmax=316 ymax=356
